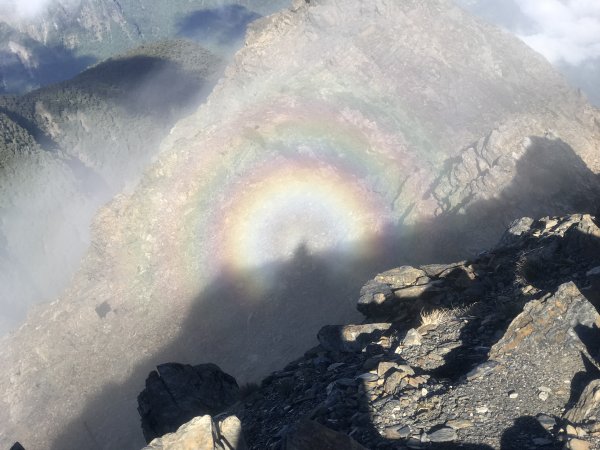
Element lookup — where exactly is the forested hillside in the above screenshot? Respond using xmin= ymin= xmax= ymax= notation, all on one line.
xmin=0 ymin=39 xmax=221 ymax=333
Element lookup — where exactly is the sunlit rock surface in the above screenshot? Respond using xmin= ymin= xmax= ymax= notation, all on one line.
xmin=1 ymin=0 xmax=599 ymax=449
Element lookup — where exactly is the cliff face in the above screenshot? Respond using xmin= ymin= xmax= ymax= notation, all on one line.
xmin=1 ymin=0 xmax=600 ymax=449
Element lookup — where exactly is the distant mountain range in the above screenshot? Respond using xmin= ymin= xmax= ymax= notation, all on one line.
xmin=0 ymin=0 xmax=287 ymax=94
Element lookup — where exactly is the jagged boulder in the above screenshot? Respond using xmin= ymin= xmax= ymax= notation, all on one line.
xmin=489 ymin=282 xmax=600 ymax=365
xmin=142 ymin=415 xmax=247 ymax=450
xmin=317 ymin=323 xmax=392 ymax=353
xmin=498 ymin=217 xmax=535 ymax=247
xmin=357 ymin=266 xmax=437 ymax=318
xmin=562 ymin=215 xmax=600 ymax=258
xmin=138 ymin=363 xmax=240 ymax=443
xmin=565 ymin=379 xmax=600 ymax=426
xmin=357 ymin=263 xmax=479 ymax=320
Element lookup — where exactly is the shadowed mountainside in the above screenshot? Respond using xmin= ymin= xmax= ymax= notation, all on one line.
xmin=45 ymin=136 xmax=600 ymax=449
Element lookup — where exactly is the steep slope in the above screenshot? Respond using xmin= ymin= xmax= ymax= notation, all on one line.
xmin=170 ymin=213 xmax=600 ymax=450
xmin=0 ymin=39 xmax=221 ymax=333
xmin=1 ymin=0 xmax=600 ymax=449
xmin=453 ymin=0 xmax=600 ymax=107
xmin=0 ymin=0 xmax=288 ymax=94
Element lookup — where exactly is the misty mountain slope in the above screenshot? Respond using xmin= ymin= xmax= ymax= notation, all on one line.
xmin=0 ymin=0 xmax=289 ymax=94
xmin=0 ymin=21 xmax=94 ymax=94
xmin=0 ymin=39 xmax=221 ymax=334
xmin=0 ymin=39 xmax=221 ymax=180
xmin=0 ymin=112 xmax=89 ymax=333
xmin=453 ymin=0 xmax=600 ymax=108
xmin=1 ymin=0 xmax=600 ymax=449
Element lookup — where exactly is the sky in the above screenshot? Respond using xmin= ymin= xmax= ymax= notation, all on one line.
xmin=515 ymin=0 xmax=600 ymax=65
xmin=0 ymin=0 xmax=103 ymax=18
xmin=456 ymin=0 xmax=600 ymax=64
xmin=0 ymin=0 xmax=55 ymax=18
xmin=456 ymin=0 xmax=600 ymax=105
xmin=2 ymin=0 xmax=599 ymax=66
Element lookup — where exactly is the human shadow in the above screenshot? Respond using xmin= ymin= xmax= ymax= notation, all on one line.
xmin=500 ymin=416 xmax=559 ymax=449
xmin=43 ymin=135 xmax=600 ymax=449
xmin=177 ymin=5 xmax=261 ymax=48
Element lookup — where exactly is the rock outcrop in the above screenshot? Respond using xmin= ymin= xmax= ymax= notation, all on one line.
xmin=145 ymin=214 xmax=600 ymax=449
xmin=142 ymin=415 xmax=247 ymax=450
xmin=138 ymin=363 xmax=240 ymax=443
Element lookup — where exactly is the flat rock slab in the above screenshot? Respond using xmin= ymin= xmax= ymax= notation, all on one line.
xmin=317 ymin=323 xmax=392 ymax=353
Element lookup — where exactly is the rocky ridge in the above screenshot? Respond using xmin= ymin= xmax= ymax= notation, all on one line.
xmin=141 ymin=213 xmax=600 ymax=449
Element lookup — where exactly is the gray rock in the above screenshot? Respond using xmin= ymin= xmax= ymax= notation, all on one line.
xmin=317 ymin=323 xmax=391 ymax=353
xmin=536 ymin=414 xmax=557 ymax=431
xmin=563 ymin=215 xmax=600 ymax=258
xmin=564 ymin=379 xmax=600 ymax=424
xmin=142 ymin=415 xmax=247 ymax=450
xmin=465 ymin=361 xmax=499 ymax=380
xmin=403 ymin=329 xmax=423 ymax=346
xmin=582 ymin=265 xmax=600 ymax=307
xmin=327 ymin=363 xmax=345 ymax=371
xmin=384 ymin=425 xmax=411 ymax=439
xmin=377 ymin=361 xmax=400 ymax=377
xmin=357 ymin=267 xmax=429 ymax=317
xmin=357 ymin=372 xmax=379 ymax=382
xmin=490 ymin=283 xmax=600 ymax=369
xmin=142 ymin=415 xmax=215 ymax=450
xmin=499 ymin=217 xmax=534 ymax=246
xmin=137 ymin=363 xmax=240 ymax=443
xmin=384 ymin=371 xmax=408 ymax=395
xmin=428 ymin=427 xmax=458 ymax=442
xmin=446 ymin=419 xmax=474 ymax=430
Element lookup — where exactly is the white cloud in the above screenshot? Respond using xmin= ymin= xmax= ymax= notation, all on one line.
xmin=0 ymin=0 xmax=52 ymax=18
xmin=0 ymin=0 xmax=82 ymax=19
xmin=515 ymin=0 xmax=600 ymax=65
